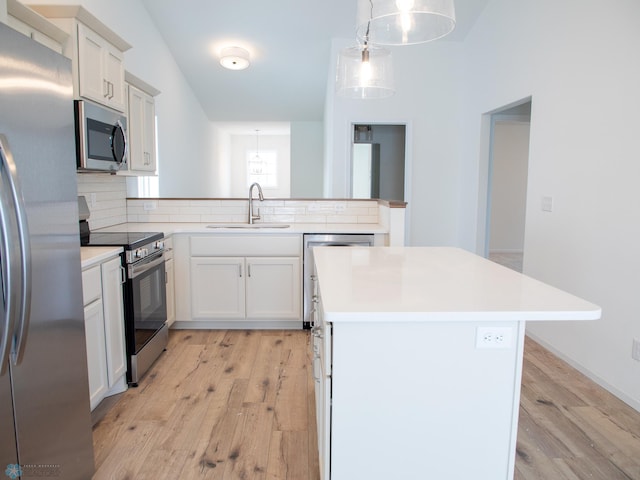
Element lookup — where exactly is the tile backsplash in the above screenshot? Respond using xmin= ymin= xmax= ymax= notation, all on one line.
xmin=126 ymin=199 xmax=380 ymax=224
xmin=75 ymin=174 xmax=382 ymax=228
xmin=76 ymin=174 xmax=127 ymax=229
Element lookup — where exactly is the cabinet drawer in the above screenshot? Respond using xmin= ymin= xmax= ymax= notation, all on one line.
xmin=82 ymin=265 xmax=102 ymax=306
xmin=190 ymin=235 xmax=301 ymax=257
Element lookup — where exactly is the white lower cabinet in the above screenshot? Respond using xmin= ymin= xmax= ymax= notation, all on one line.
xmin=176 ymin=234 xmax=302 ymax=327
xmin=83 ymin=297 xmax=108 ymax=409
xmin=190 ymin=256 xmax=300 ymax=321
xmin=82 ymin=254 xmax=127 ymax=411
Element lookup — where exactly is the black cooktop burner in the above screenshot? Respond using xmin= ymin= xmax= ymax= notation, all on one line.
xmin=81 ymin=231 xmax=163 ymax=249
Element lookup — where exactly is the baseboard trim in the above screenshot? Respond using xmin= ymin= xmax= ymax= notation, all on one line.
xmin=526 ymin=332 xmax=640 ymax=413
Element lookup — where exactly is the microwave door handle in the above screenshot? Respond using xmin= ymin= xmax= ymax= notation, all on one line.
xmin=0 ymin=135 xmax=31 ymax=369
xmin=75 ymin=101 xmax=87 ymax=169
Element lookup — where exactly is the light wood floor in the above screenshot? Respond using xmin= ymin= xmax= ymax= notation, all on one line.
xmin=93 ymin=330 xmax=640 ymax=480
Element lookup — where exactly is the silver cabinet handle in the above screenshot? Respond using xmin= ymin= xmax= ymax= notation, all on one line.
xmin=247 ymin=264 xmax=251 ymax=278
xmin=103 ymin=79 xmax=109 ymax=98
xmin=120 ymin=265 xmax=126 ymax=285
xmin=0 ymin=135 xmax=31 ymax=367
xmin=238 ymin=264 xmax=242 ymax=278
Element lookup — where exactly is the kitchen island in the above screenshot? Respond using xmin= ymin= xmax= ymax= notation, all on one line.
xmin=311 ymin=246 xmax=601 ymax=480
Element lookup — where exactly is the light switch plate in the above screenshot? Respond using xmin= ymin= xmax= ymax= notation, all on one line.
xmin=541 ymin=196 xmax=553 ymax=212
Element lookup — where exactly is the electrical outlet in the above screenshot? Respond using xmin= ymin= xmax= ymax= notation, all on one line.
xmin=143 ymin=201 xmax=157 ymax=211
xmin=90 ymin=192 xmax=97 ymax=207
xmin=632 ymin=338 xmax=640 ymax=362
xmin=476 ymin=326 xmax=514 ymax=349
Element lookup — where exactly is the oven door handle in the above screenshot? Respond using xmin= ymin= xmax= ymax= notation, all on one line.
xmin=129 ymin=252 xmax=165 ymax=279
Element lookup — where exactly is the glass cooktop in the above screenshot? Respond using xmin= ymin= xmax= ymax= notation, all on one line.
xmin=81 ymin=231 xmax=163 ymax=249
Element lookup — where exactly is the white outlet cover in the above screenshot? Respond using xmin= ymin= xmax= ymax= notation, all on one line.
xmin=476 ymin=326 xmax=514 ymax=349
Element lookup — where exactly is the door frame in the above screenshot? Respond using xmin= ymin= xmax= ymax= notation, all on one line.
xmin=477 ymin=97 xmax=532 ymax=258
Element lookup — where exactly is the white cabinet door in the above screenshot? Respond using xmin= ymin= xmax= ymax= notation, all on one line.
xmin=126 ymin=85 xmax=156 ymax=173
xmin=83 ymin=299 xmax=108 ymax=411
xmin=165 ymin=257 xmax=175 ymax=326
xmin=103 ymin=43 xmax=126 ymax=112
xmin=77 ymin=22 xmax=125 ymax=112
xmin=190 ymin=257 xmax=245 ymax=319
xmin=142 ymin=92 xmax=156 ymax=170
xmin=127 ymin=85 xmax=144 ymax=171
xmin=246 ymin=257 xmax=301 ymax=319
xmin=77 ymin=23 xmax=105 ymax=105
xmin=100 ymin=256 xmax=126 ymax=388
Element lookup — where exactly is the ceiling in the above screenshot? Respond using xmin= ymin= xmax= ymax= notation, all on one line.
xmin=140 ymin=0 xmax=489 ymax=123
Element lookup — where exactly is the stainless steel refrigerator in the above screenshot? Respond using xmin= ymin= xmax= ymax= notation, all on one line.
xmin=0 ymin=22 xmax=95 ymax=479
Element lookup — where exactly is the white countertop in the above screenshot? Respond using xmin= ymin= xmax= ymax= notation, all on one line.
xmin=95 ymin=222 xmax=388 ymax=235
xmin=313 ymin=246 xmax=602 ymax=323
xmin=81 ymin=246 xmax=123 ymax=269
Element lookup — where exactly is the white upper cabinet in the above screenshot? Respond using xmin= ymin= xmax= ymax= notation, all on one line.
xmin=123 ymin=72 xmax=160 ymax=175
xmin=28 ymin=5 xmax=132 ymax=113
xmin=77 ymin=22 xmax=126 ymax=112
xmin=6 ymin=0 xmax=68 ymax=54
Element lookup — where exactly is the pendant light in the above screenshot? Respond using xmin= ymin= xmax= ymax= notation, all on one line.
xmin=336 ymin=2 xmax=394 ymax=101
xmin=356 ymin=0 xmax=456 ymax=46
xmin=248 ymin=129 xmax=264 ymax=174
xmin=335 ymin=43 xmax=394 ymax=99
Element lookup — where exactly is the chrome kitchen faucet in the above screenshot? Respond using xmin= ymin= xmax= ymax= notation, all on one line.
xmin=248 ymin=182 xmax=264 ymax=224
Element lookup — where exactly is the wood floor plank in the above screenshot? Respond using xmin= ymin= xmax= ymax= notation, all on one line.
xmin=245 ymin=334 xmax=287 ymax=404
xmin=222 ymin=402 xmax=274 ymax=480
xmin=266 ymin=430 xmax=310 ymax=480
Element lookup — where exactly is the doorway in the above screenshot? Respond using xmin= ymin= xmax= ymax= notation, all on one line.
xmin=351 ymin=124 xmax=406 ymax=201
xmin=485 ymin=100 xmax=532 ymax=272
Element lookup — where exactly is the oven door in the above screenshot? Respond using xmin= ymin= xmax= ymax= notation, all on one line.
xmin=128 ymin=251 xmax=167 ymax=355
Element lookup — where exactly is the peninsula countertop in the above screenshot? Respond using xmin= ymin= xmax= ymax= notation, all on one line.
xmin=95 ymin=222 xmax=388 ymax=235
xmin=313 ymin=246 xmax=602 ymax=323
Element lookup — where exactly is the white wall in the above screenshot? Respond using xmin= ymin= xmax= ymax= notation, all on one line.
xmin=31 ymin=0 xmax=215 ymax=197
xmin=290 ymin=121 xmax=324 ymax=197
xmin=459 ymin=0 xmax=640 ymax=410
xmin=489 ymin=120 xmax=529 ymax=252
xmin=325 ymin=38 xmax=463 ymax=245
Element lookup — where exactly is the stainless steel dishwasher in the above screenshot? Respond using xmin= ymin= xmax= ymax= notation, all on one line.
xmin=303 ymin=233 xmax=375 ymax=328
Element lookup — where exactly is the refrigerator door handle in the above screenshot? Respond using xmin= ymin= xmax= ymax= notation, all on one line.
xmin=0 ymin=135 xmax=32 ymax=367
xmin=0 ymin=135 xmax=20 ymax=375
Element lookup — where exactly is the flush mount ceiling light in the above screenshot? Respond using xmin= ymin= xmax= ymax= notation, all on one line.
xmin=356 ymin=0 xmax=456 ymax=46
xmin=219 ymin=46 xmax=250 ymax=70
xmin=336 ymin=43 xmax=394 ymax=99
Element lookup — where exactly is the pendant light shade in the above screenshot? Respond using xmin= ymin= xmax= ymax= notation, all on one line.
xmin=335 ymin=45 xmax=394 ymax=99
xmin=356 ymin=0 xmax=456 ymax=46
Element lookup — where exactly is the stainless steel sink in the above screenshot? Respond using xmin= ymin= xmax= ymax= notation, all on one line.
xmin=206 ymin=223 xmax=290 ymax=229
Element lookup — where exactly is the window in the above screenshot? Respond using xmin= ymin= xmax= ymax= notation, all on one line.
xmin=247 ymin=150 xmax=277 ymax=188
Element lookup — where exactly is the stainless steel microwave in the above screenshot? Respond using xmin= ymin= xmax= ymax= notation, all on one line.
xmin=74 ymin=99 xmax=127 ymax=172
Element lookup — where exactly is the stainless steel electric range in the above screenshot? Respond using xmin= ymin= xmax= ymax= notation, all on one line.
xmin=79 ymin=200 xmax=168 ymax=386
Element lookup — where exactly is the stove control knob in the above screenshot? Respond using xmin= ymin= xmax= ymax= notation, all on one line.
xmin=154 ymin=241 xmax=164 ymax=250
xmin=135 ymin=248 xmax=148 ymax=258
